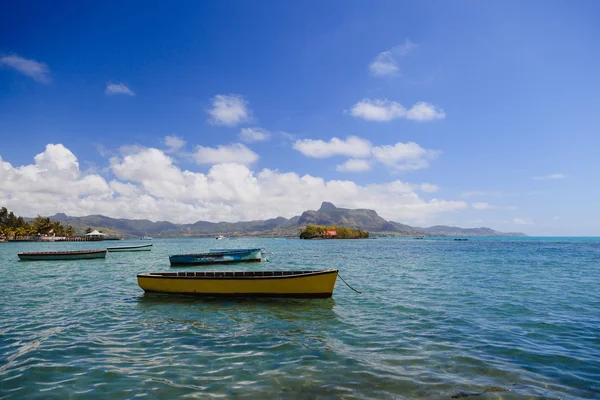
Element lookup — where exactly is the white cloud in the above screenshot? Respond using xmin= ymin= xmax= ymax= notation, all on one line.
xmin=112 ymin=148 xmax=185 ymax=186
xmin=109 ymin=181 xmax=141 ymax=197
xmin=347 ymin=99 xmax=445 ymax=122
xmin=293 ymin=136 xmax=438 ymax=172
xmin=420 ymin=183 xmax=439 ymax=193
xmin=0 ymin=144 xmax=112 ymax=217
xmin=239 ymin=127 xmax=271 ymax=143
xmin=34 ymin=144 xmax=81 ymax=179
xmin=369 ymin=40 xmax=417 ymax=77
xmin=105 ymin=83 xmax=135 ymax=96
xmin=534 ymin=173 xmax=567 ymax=180
xmin=336 ymin=159 xmax=372 ymax=173
xmin=193 ymin=143 xmax=258 ymax=166
xmin=293 ymin=136 xmax=372 ymax=159
xmin=405 ymin=102 xmax=446 ymax=121
xmin=369 ymin=52 xmax=398 ymax=77
xmin=372 ymin=142 xmax=438 ymax=171
xmin=472 ymin=202 xmax=495 ymax=210
xmin=163 ymin=135 xmax=186 ymax=152
xmin=0 ymin=144 xmax=467 ymax=225
xmin=0 ymin=54 xmax=50 ymax=83
xmin=208 ymin=94 xmax=251 ymax=126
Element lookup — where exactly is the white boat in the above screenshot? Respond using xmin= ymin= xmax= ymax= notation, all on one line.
xmin=216 ymin=235 xmax=226 ymax=240
xmin=107 ymin=243 xmax=153 ymax=252
xmin=141 ymin=236 xmax=152 ymax=240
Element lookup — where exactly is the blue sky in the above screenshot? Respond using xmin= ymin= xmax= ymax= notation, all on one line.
xmin=1 ymin=1 xmax=599 ymax=235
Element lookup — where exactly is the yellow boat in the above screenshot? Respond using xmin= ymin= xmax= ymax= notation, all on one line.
xmin=137 ymin=269 xmax=339 ymax=298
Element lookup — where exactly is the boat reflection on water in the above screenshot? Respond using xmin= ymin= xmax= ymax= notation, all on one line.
xmin=137 ymin=292 xmax=336 ymax=310
xmin=136 ymin=293 xmax=337 ymax=330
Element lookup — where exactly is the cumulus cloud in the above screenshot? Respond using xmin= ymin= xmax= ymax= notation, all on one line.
xmin=111 ymin=148 xmax=184 ymax=185
xmin=208 ymin=94 xmax=251 ymax=126
xmin=347 ymin=99 xmax=445 ymax=122
xmin=293 ymin=136 xmax=438 ymax=172
xmin=420 ymin=183 xmax=439 ymax=193
xmin=293 ymin=136 xmax=372 ymax=159
xmin=534 ymin=173 xmax=567 ymax=180
xmin=0 ymin=54 xmax=50 ymax=83
xmin=0 ymin=144 xmax=467 ymax=224
xmin=336 ymin=159 xmax=372 ymax=173
xmin=372 ymin=142 xmax=438 ymax=171
xmin=105 ymin=83 xmax=135 ymax=96
xmin=163 ymin=135 xmax=186 ymax=152
xmin=369 ymin=40 xmax=417 ymax=77
xmin=193 ymin=143 xmax=259 ymax=165
xmin=0 ymin=144 xmax=112 ymax=217
xmin=239 ymin=127 xmax=271 ymax=143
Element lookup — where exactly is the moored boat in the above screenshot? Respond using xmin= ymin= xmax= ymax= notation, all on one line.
xmin=209 ymin=247 xmax=265 ymax=253
xmin=211 ymin=247 xmax=268 ymax=257
xmin=137 ymin=269 xmax=339 ymax=298
xmin=107 ymin=243 xmax=153 ymax=252
xmin=141 ymin=236 xmax=152 ymax=240
xmin=216 ymin=235 xmax=226 ymax=240
xmin=169 ymin=248 xmax=262 ymax=266
xmin=18 ymin=249 xmax=107 ymax=261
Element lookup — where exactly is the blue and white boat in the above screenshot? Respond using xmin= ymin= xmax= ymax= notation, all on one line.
xmin=211 ymin=247 xmax=267 ymax=255
xmin=107 ymin=243 xmax=153 ymax=252
xmin=169 ymin=248 xmax=262 ymax=266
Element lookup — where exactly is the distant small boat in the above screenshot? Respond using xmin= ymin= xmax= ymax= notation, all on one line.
xmin=216 ymin=235 xmax=226 ymax=240
xmin=137 ymin=269 xmax=339 ymax=298
xmin=107 ymin=243 xmax=153 ymax=252
xmin=169 ymin=248 xmax=262 ymax=266
xmin=141 ymin=236 xmax=152 ymax=240
xmin=18 ymin=249 xmax=107 ymax=261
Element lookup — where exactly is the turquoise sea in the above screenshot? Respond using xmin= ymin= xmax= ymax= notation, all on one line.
xmin=1 ymin=237 xmax=599 ymax=399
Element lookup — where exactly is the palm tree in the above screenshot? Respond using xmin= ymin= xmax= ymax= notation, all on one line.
xmin=25 ymin=223 xmax=36 ymax=238
xmin=51 ymin=221 xmax=64 ymax=237
xmin=15 ymin=226 xmax=28 ymax=240
xmin=33 ymin=216 xmax=53 ymax=235
xmin=5 ymin=227 xmax=16 ymax=241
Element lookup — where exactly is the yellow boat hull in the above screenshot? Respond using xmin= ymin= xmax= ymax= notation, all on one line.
xmin=137 ymin=269 xmax=338 ymax=298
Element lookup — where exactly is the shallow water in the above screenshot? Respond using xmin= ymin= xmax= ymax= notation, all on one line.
xmin=1 ymin=237 xmax=599 ymax=399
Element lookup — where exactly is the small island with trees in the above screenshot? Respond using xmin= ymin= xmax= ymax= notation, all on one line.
xmin=299 ymin=225 xmax=369 ymax=239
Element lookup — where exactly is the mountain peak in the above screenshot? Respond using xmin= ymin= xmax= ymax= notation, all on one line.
xmin=318 ymin=202 xmax=337 ymax=211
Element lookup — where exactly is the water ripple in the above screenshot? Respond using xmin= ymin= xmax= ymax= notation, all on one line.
xmin=1 ymin=238 xmax=599 ymax=399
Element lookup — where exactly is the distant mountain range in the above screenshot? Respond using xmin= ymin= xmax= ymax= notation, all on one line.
xmin=43 ymin=202 xmax=526 ymax=238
